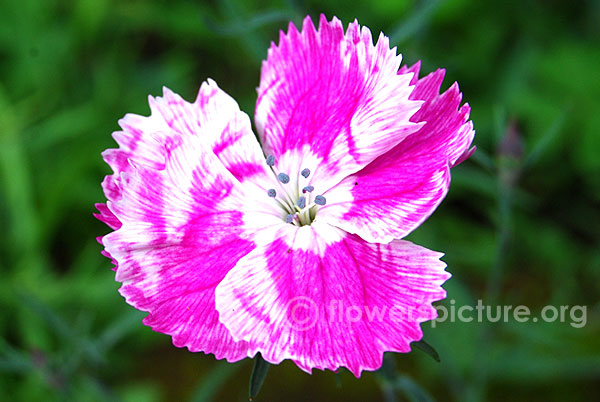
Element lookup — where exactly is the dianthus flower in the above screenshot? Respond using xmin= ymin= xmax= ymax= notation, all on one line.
xmin=95 ymin=15 xmax=474 ymax=376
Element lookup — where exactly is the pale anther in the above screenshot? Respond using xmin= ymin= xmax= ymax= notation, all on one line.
xmin=297 ymin=196 xmax=306 ymax=209
xmin=266 ymin=155 xmax=275 ymax=166
xmin=278 ymin=173 xmax=290 ymax=184
xmin=267 ymin=189 xmax=276 ymax=197
xmin=314 ymin=195 xmax=326 ymax=206
xmin=285 ymin=213 xmax=295 ymax=224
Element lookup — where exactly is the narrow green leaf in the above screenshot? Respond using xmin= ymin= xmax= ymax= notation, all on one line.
xmin=379 ymin=353 xmax=398 ymax=383
xmin=524 ymin=105 xmax=570 ymax=169
xmin=378 ymin=354 xmax=399 ymax=402
xmin=0 ymin=338 xmax=32 ymax=373
xmin=389 ymin=0 xmax=444 ymax=44
xmin=189 ymin=361 xmax=241 ymax=402
xmin=16 ymin=290 xmax=73 ymax=340
xmin=249 ymin=353 xmax=270 ymax=400
xmin=493 ymin=104 xmax=508 ymax=144
xmin=395 ymin=375 xmax=436 ymax=402
xmin=334 ymin=372 xmax=342 ymax=388
xmin=469 ymin=149 xmax=496 ymax=172
xmin=16 ymin=290 xmax=104 ymax=366
xmin=205 ymin=9 xmax=296 ymax=36
xmin=412 ymin=339 xmax=441 ymax=362
xmin=97 ymin=310 xmax=145 ymax=351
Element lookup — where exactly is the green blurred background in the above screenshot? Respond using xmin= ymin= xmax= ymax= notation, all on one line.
xmin=1 ymin=0 xmax=599 ymax=401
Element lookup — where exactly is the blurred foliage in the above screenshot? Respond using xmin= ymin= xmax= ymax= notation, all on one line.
xmin=1 ymin=0 xmax=599 ymax=401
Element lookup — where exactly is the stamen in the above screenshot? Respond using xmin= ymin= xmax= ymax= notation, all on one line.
xmin=278 ymin=173 xmax=290 ymax=184
xmin=297 ymin=196 xmax=306 ymax=209
xmin=314 ymin=195 xmax=326 ymax=206
xmin=266 ymin=163 xmax=323 ymax=225
xmin=285 ymin=213 xmax=295 ymax=224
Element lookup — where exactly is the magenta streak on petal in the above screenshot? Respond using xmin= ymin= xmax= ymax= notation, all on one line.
xmin=97 ymin=79 xmax=274 ymax=260
xmin=115 ymin=223 xmax=255 ymax=360
xmin=215 ymin=223 xmax=450 ymax=377
xmin=100 ymin=249 xmax=118 ymax=270
xmin=97 ymin=82 xmax=281 ymax=361
xmin=94 ymin=203 xmax=122 ymax=270
xmin=212 ymin=126 xmax=244 ymax=156
xmin=104 ymin=154 xmax=256 ymax=361
xmin=255 ymin=15 xmax=422 ymax=191
xmin=94 ymin=203 xmax=121 ymax=230
xmin=452 ymin=145 xmax=477 ymax=167
xmin=319 ymin=63 xmax=475 ymax=243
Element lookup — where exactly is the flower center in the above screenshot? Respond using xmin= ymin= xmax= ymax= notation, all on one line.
xmin=264 ymin=155 xmax=326 ymax=226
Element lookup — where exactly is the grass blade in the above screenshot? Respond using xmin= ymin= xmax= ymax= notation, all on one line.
xmin=412 ymin=339 xmax=441 ymax=363
xmin=249 ymin=353 xmax=270 ymax=400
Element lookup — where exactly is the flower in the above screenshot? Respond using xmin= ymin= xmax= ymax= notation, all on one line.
xmin=95 ymin=14 xmax=474 ymax=377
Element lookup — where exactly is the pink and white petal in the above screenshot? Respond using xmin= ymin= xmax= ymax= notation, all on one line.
xmin=215 ymin=221 xmax=450 ymax=377
xmin=99 ymin=249 xmax=118 ymax=270
xmin=100 ymin=113 xmax=169 ymax=204
xmin=97 ymin=82 xmax=281 ymax=281
xmin=102 ymin=125 xmax=279 ymax=361
xmin=318 ymin=64 xmax=475 ymax=243
xmin=94 ymin=203 xmax=121 ymax=230
xmin=255 ymin=15 xmax=422 ymax=191
xmin=153 ymin=80 xmax=273 ymax=187
xmin=192 ymin=80 xmax=273 ymax=186
xmin=94 ymin=202 xmax=122 ymax=270
xmin=100 ymin=80 xmax=272 ymax=205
